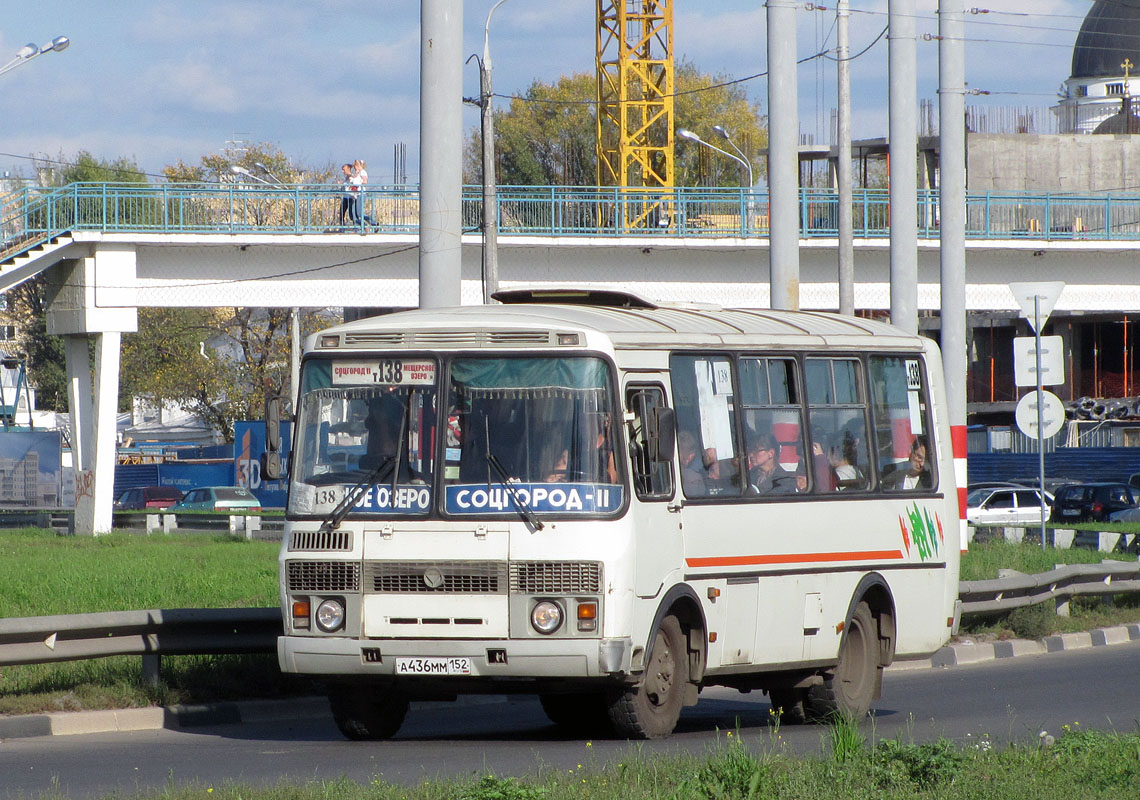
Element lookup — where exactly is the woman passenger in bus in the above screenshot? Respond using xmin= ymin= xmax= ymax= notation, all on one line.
xmin=828 ymin=431 xmax=865 ymax=490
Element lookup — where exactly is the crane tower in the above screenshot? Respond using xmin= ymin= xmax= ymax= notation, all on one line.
xmin=596 ymin=0 xmax=675 ymax=229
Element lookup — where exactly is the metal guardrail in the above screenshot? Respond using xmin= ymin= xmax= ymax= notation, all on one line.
xmin=6 ymin=182 xmax=1140 ymax=265
xmin=959 ymin=560 xmax=1140 ymax=616
xmin=1 ymin=563 xmax=1138 ymax=682
xmin=0 ymin=607 xmax=281 ymax=685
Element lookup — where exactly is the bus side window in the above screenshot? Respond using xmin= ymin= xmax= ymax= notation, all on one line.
xmin=626 ymin=385 xmax=673 ymax=500
xmin=740 ymin=357 xmax=805 ymax=496
xmin=805 ymin=357 xmax=871 ymax=492
xmin=670 ymin=354 xmax=740 ymax=497
xmin=869 ymin=356 xmax=936 ymax=491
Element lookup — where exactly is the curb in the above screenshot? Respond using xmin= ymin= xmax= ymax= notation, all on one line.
xmin=4 ymin=625 xmax=1140 ymax=741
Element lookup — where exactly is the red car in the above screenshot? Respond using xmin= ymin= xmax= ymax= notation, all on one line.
xmin=113 ymin=486 xmax=184 ymax=511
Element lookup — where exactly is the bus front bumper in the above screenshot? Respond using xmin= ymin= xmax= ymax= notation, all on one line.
xmin=278 ymin=635 xmax=633 ymax=679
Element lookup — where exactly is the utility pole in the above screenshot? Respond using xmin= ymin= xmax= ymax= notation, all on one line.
xmin=889 ymin=0 xmax=918 ymax=333
xmin=419 ymin=0 xmax=463 ymax=308
xmin=940 ymin=0 xmax=968 ymax=551
xmin=479 ymin=0 xmax=511 ymax=303
xmin=837 ymin=0 xmax=854 ymax=316
xmin=767 ymin=0 xmax=800 ymax=310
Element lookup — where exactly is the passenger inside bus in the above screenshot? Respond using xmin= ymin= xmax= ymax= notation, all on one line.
xmin=677 ymin=430 xmax=712 ymax=496
xmin=828 ymin=430 xmax=865 ymax=490
xmin=880 ymin=437 xmax=931 ymax=490
xmin=544 ymin=412 xmax=618 ymax=483
xmin=745 ymin=430 xmax=796 ymax=494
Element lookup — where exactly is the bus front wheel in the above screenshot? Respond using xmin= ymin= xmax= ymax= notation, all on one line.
xmin=807 ymin=601 xmax=878 ymax=720
xmin=329 ymin=684 xmax=409 ymax=740
xmin=607 ymin=615 xmax=688 ymax=739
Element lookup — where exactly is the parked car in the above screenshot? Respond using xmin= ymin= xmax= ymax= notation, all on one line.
xmin=1048 ymin=482 xmax=1140 ymax=523
xmin=966 ymin=486 xmax=1053 ymax=526
xmin=171 ymin=486 xmax=261 ymax=513
xmin=113 ymin=485 xmax=184 ymax=511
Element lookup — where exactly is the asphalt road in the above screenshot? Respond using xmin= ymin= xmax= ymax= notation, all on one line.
xmin=3 ymin=642 xmax=1139 ymax=800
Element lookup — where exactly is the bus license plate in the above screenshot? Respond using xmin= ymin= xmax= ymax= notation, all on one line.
xmin=395 ymin=657 xmax=472 ymax=676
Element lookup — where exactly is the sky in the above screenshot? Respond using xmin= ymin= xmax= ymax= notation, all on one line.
xmin=0 ymin=1 xmax=1095 ymax=184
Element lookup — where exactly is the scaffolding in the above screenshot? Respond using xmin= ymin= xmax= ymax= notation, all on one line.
xmin=596 ymin=0 xmax=675 ymax=230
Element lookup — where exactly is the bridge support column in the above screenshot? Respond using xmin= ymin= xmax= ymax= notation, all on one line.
xmin=46 ymin=250 xmax=137 ymax=536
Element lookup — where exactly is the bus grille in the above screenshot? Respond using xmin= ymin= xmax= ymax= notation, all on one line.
xmin=287 ymin=560 xmax=361 ymax=592
xmin=510 ymin=561 xmax=602 ymax=594
xmin=289 ymin=530 xmax=353 ymax=552
xmin=365 ymin=560 xmax=507 ymax=594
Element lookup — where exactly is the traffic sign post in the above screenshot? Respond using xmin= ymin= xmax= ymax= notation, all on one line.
xmin=1009 ymin=282 xmax=1066 ymax=550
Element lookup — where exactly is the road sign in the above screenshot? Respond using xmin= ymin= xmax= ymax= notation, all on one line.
xmin=1015 ymin=390 xmax=1065 ymax=440
xmin=1013 ymin=335 xmax=1065 ymax=387
xmin=1009 ymin=282 xmax=1065 ymax=333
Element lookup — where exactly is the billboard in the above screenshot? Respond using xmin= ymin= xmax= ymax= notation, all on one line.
xmin=0 ymin=430 xmax=62 ymax=508
xmin=233 ymin=420 xmax=291 ymax=509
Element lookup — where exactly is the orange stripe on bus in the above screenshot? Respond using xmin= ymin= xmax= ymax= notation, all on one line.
xmin=686 ymin=550 xmax=905 ymax=568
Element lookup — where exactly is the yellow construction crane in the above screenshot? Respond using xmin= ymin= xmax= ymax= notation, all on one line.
xmin=596 ymin=0 xmax=675 ymax=229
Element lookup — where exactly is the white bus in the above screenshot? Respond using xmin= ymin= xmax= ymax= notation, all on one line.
xmin=273 ymin=289 xmax=961 ymax=740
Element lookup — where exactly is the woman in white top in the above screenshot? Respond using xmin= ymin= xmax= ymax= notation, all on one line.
xmin=352 ymin=159 xmax=377 ymax=227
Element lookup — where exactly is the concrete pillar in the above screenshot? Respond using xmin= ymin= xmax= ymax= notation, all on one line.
xmin=46 ymin=250 xmax=138 ymax=536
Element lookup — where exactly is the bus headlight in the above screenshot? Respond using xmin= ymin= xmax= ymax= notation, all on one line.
xmin=316 ymin=598 xmax=346 ymax=632
xmin=530 ymin=601 xmax=563 ymax=634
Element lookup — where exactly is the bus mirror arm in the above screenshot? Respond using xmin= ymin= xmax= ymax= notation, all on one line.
xmin=649 ymin=407 xmax=676 ymax=463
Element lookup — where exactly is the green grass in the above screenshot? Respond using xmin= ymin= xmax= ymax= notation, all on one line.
xmin=959 ymin=538 xmax=1140 ymax=582
xmin=25 ymin=723 xmax=1140 ymax=799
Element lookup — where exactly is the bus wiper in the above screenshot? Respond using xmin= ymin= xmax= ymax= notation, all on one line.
xmin=483 ymin=415 xmax=544 ymax=531
xmin=484 ymin=452 xmax=544 ymax=531
xmin=320 ymin=455 xmax=394 ymax=534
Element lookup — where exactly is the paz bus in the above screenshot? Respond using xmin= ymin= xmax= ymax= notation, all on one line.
xmin=269 ymin=289 xmax=961 ymax=740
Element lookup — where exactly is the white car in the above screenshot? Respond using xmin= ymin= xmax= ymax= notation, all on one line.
xmin=967 ymin=486 xmax=1054 ymax=526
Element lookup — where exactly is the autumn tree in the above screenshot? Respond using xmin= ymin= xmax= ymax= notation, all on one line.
xmin=120 ymin=306 xmax=336 ymax=442
xmin=164 ymin=141 xmax=334 ymax=185
xmin=464 ymin=61 xmax=766 ymax=188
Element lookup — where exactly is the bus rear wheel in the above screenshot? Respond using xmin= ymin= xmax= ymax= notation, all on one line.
xmin=329 ymin=685 xmax=409 ymax=740
xmin=539 ymin=692 xmax=612 ymax=734
xmin=806 ymin=601 xmax=878 ymax=720
xmin=607 ymin=615 xmax=688 ymax=739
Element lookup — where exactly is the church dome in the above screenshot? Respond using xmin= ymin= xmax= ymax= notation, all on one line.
xmin=1071 ymin=1 xmax=1140 ymax=79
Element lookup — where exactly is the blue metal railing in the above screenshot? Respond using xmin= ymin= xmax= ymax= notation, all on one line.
xmin=5 ymin=182 xmax=1139 ymax=264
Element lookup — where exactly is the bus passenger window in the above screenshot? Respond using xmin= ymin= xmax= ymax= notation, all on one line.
xmin=869 ymin=356 xmax=936 ymax=491
xmin=739 ymin=357 xmax=805 ymax=496
xmin=670 ymin=354 xmax=740 ymax=496
xmin=806 ymin=358 xmax=870 ymax=492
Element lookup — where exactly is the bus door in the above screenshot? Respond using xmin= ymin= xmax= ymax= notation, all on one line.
xmin=624 ymin=382 xmax=682 ymax=598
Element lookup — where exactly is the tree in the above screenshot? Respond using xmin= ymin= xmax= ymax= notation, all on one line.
xmin=463 ymin=61 xmax=767 ymax=187
xmin=120 ymin=307 xmax=336 ymax=442
xmin=6 ymin=152 xmax=148 ymax=411
xmin=163 ymin=141 xmax=334 ymax=185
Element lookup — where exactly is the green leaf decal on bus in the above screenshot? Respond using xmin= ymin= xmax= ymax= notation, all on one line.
xmin=900 ymin=503 xmax=942 ymax=561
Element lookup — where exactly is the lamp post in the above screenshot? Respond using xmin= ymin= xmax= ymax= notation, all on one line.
xmin=254 ymin=162 xmax=287 ymax=186
xmin=478 ymin=0 xmax=512 ymax=303
xmin=678 ymin=128 xmax=753 ymax=187
xmin=230 ymin=165 xmax=276 ymax=187
xmin=0 ymin=36 xmax=69 ymax=79
xmin=710 ymin=125 xmax=754 ymax=187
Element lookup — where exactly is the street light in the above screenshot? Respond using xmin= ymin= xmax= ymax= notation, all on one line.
xmin=230 ymin=165 xmax=276 ymax=187
xmin=711 ymin=125 xmax=754 ymax=187
xmin=679 ymin=127 xmax=753 ymax=188
xmin=0 ymin=35 xmax=69 ymax=79
xmin=254 ymin=162 xmax=287 ymax=186
xmin=477 ymin=0 xmax=512 ymax=303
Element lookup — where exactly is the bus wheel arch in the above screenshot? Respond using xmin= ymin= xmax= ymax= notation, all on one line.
xmin=806 ymin=574 xmax=896 ymax=721
xmin=608 ymin=584 xmax=706 ymax=739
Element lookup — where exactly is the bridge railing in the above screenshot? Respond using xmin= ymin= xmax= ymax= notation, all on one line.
xmin=9 ymin=182 xmax=1140 ymax=263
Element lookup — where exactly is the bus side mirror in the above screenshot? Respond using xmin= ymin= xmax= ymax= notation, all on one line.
xmin=649 ymin=407 xmax=676 ymax=463
xmin=263 ymin=395 xmax=284 ymax=480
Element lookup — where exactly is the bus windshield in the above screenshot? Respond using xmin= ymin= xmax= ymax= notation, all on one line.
xmin=289 ymin=357 xmax=438 ymax=517
xmin=442 ymin=356 xmax=622 ymax=515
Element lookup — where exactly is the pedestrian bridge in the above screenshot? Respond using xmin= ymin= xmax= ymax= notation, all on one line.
xmin=3 ymin=182 xmax=1139 ymax=311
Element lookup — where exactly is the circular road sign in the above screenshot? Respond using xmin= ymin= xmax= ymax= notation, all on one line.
xmin=1015 ymin=390 xmax=1065 ymax=440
